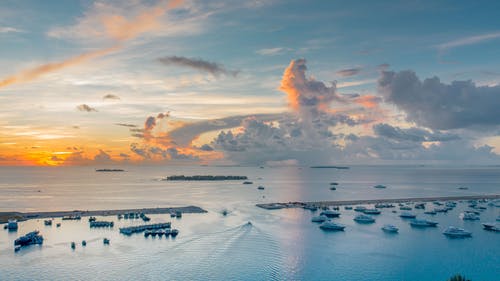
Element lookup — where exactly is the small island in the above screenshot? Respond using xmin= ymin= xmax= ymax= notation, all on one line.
xmin=96 ymin=169 xmax=125 ymax=172
xmin=163 ymin=175 xmax=248 ymax=181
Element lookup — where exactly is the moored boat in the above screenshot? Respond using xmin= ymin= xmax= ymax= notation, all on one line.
xmin=320 ymin=210 xmax=341 ymax=218
xmin=443 ymin=226 xmax=472 ymax=238
xmin=399 ymin=211 xmax=416 ymax=219
xmin=381 ymin=224 xmax=399 ymax=233
xmin=363 ymin=208 xmax=381 ymax=215
xmin=354 ymin=214 xmax=375 ymax=223
xmin=319 ymin=221 xmax=345 ymax=231
xmin=311 ymin=215 xmax=328 ymax=223
xmin=409 ymin=219 xmax=438 ymax=227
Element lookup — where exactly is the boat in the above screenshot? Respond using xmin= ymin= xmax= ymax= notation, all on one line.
xmin=62 ymin=215 xmax=81 ymax=221
xmin=82 ymin=240 xmax=87 ymax=247
xmin=354 ymin=214 xmax=375 ymax=223
xmin=320 ymin=210 xmax=341 ymax=218
xmin=103 ymin=238 xmax=110 ymax=245
xmin=434 ymin=207 xmax=448 ymax=213
xmin=381 ymin=224 xmax=399 ymax=233
xmin=311 ymin=215 xmax=328 ymax=223
xmin=140 ymin=213 xmax=151 ymax=222
xmin=117 ymin=214 xmax=123 ymax=220
xmin=243 ymin=181 xmax=253 ymax=185
xmin=56 ymin=223 xmax=61 ymax=228
xmin=88 ymin=216 xmax=97 ymax=222
xmin=354 ymin=206 xmax=366 ymax=212
xmin=257 ymin=186 xmax=265 ymax=190
xmin=399 ymin=212 xmax=416 ymax=219
xmin=176 ymin=211 xmax=182 ymax=218
xmin=458 ymin=187 xmax=468 ymax=190
xmin=344 ymin=206 xmax=353 ymax=210
xmin=482 ymin=223 xmax=499 ymax=232
xmin=303 ymin=205 xmax=318 ymax=211
xmin=497 ymin=216 xmax=500 ymax=222
xmin=44 ymin=220 xmax=52 ymax=226
xmin=329 ymin=187 xmax=337 ymax=190
xmin=400 ymin=205 xmax=412 ymax=210
xmin=424 ymin=210 xmax=437 ymax=215
xmin=71 ymin=242 xmax=76 ymax=249
xmin=363 ymin=208 xmax=381 ymax=215
xmin=90 ymin=221 xmax=114 ymax=228
xmin=414 ymin=203 xmax=425 ymax=209
xmin=409 ymin=219 xmax=438 ymax=227
xmin=7 ymin=219 xmax=18 ymax=230
xmin=443 ymin=226 xmax=472 ymax=238
xmin=170 ymin=212 xmax=176 ymax=218
xmin=330 ymin=182 xmax=339 ymax=185
xmin=373 ymin=184 xmax=386 ymax=189
xmin=375 ymin=203 xmax=395 ymax=208
xmin=319 ymin=221 xmax=345 ymax=231
xmin=170 ymin=229 xmax=179 ymax=237
xmin=14 ymin=231 xmax=44 ymax=248
xmin=461 ymin=212 xmax=480 ymax=220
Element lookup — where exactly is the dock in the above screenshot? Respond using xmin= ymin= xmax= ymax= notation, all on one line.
xmin=256 ymin=194 xmax=500 ymax=210
xmin=120 ymin=222 xmax=172 ymax=235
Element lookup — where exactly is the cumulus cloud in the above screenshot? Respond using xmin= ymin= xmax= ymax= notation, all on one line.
xmin=373 ymin=123 xmax=460 ymax=142
xmin=76 ymin=104 xmax=98 ymax=112
xmin=158 ymin=56 xmax=239 ymax=77
xmin=336 ymin=67 xmax=362 ymax=77
xmin=378 ymin=70 xmax=500 ymax=130
xmin=103 ymin=94 xmax=121 ymax=100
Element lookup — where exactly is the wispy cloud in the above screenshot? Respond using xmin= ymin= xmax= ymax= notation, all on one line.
xmin=158 ymin=56 xmax=239 ymax=77
xmin=256 ymin=47 xmax=290 ymax=56
xmin=76 ymin=104 xmax=98 ymax=112
xmin=0 ymin=26 xmax=23 ymax=33
xmin=437 ymin=32 xmax=500 ymax=50
xmin=0 ymin=0 xmax=184 ymax=89
xmin=103 ymin=94 xmax=121 ymax=100
xmin=336 ymin=67 xmax=362 ymax=77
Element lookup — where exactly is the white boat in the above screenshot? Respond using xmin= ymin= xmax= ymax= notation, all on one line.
xmin=381 ymin=224 xmax=399 ymax=233
xmin=354 ymin=214 xmax=375 ymax=223
xmin=319 ymin=221 xmax=345 ymax=231
xmin=363 ymin=208 xmax=381 ymax=215
xmin=443 ymin=226 xmax=472 ymax=238
xmin=409 ymin=219 xmax=438 ymax=227
xmin=399 ymin=211 xmax=416 ymax=219
xmin=482 ymin=223 xmax=499 ymax=232
xmin=311 ymin=215 xmax=328 ymax=223
xmin=354 ymin=206 xmax=366 ymax=212
xmin=320 ymin=210 xmax=341 ymax=218
xmin=461 ymin=212 xmax=480 ymax=220
xmin=373 ymin=184 xmax=386 ymax=189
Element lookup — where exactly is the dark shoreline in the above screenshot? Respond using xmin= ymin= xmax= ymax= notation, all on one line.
xmin=0 ymin=206 xmax=207 ymax=224
xmin=256 ymin=194 xmax=500 ymax=210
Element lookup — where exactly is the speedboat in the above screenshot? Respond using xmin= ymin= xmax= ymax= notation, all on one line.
xmin=443 ymin=226 xmax=472 ymax=238
xmin=170 ymin=229 xmax=179 ymax=237
xmin=257 ymin=186 xmax=265 ymax=190
xmin=381 ymin=224 xmax=399 ymax=233
xmin=461 ymin=212 xmax=480 ymax=220
xmin=354 ymin=206 xmax=366 ymax=212
xmin=424 ymin=210 xmax=437 ymax=215
xmin=243 ymin=181 xmax=253 ymax=185
xmin=354 ymin=214 xmax=375 ymax=223
xmin=103 ymin=238 xmax=110 ymax=245
xmin=363 ymin=208 xmax=381 ymax=215
xmin=311 ymin=215 xmax=328 ymax=223
xmin=399 ymin=211 xmax=416 ymax=219
xmin=482 ymin=223 xmax=499 ymax=232
xmin=82 ymin=240 xmax=87 ymax=247
xmin=329 ymin=187 xmax=337 ymax=190
xmin=414 ymin=203 xmax=426 ymax=209
xmin=409 ymin=219 xmax=438 ymax=227
xmin=319 ymin=221 xmax=345 ymax=231
xmin=71 ymin=242 xmax=76 ymax=249
xmin=373 ymin=184 xmax=386 ymax=189
xmin=320 ymin=210 xmax=341 ymax=218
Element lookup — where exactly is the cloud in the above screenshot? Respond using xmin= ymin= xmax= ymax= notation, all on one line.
xmin=0 ymin=26 xmax=23 ymax=33
xmin=103 ymin=94 xmax=121 ymax=100
xmin=351 ymin=95 xmax=382 ymax=109
xmin=378 ymin=70 xmax=500 ymax=130
xmin=199 ymin=144 xmax=214 ymax=151
xmin=437 ymin=32 xmax=500 ymax=51
xmin=115 ymin=123 xmax=137 ymax=128
xmin=256 ymin=47 xmax=289 ymax=56
xmin=94 ymin=149 xmax=112 ymax=162
xmin=157 ymin=56 xmax=238 ymax=77
xmin=336 ymin=67 xmax=362 ymax=77
xmin=0 ymin=0 xmax=184 ymax=89
xmin=76 ymin=104 xmax=98 ymax=112
xmin=373 ymin=123 xmax=460 ymax=142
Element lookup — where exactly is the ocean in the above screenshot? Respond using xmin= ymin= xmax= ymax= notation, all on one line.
xmin=0 ymin=165 xmax=499 ymax=280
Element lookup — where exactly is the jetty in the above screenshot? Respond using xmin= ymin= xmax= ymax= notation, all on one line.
xmin=0 ymin=206 xmax=207 ymax=224
xmin=163 ymin=175 xmax=248 ymax=181
xmin=120 ymin=222 xmax=171 ymax=235
xmin=256 ymin=194 xmax=500 ymax=210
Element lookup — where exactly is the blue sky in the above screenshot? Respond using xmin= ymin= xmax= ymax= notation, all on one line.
xmin=0 ymin=0 xmax=499 ymax=165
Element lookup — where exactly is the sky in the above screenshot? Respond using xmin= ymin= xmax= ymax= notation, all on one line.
xmin=1 ymin=0 xmax=500 ymax=166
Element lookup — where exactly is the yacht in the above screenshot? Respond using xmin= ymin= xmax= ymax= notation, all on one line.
xmin=363 ymin=208 xmax=381 ymax=215
xmin=311 ymin=215 xmax=328 ymax=223
xmin=319 ymin=221 xmax=346 ymax=231
xmin=381 ymin=224 xmax=399 ymax=233
xmin=424 ymin=210 xmax=437 ymax=215
xmin=344 ymin=206 xmax=353 ymax=210
xmin=399 ymin=211 xmax=417 ymax=219
xmin=482 ymin=223 xmax=499 ymax=232
xmin=354 ymin=206 xmax=366 ymax=212
xmin=303 ymin=205 xmax=318 ymax=212
xmin=409 ymin=219 xmax=438 ymax=227
xmin=461 ymin=212 xmax=480 ymax=220
xmin=443 ymin=226 xmax=472 ymax=238
xmin=373 ymin=184 xmax=386 ymax=189
xmin=7 ymin=219 xmax=18 ymax=230
xmin=400 ymin=205 xmax=412 ymax=211
xmin=320 ymin=210 xmax=341 ymax=218
xmin=434 ymin=207 xmax=448 ymax=213
xmin=354 ymin=214 xmax=375 ymax=223
xmin=414 ymin=203 xmax=425 ymax=209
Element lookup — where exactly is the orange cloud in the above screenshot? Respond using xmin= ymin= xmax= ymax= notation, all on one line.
xmin=0 ymin=0 xmax=183 ymax=89
xmin=353 ymin=95 xmax=382 ymax=109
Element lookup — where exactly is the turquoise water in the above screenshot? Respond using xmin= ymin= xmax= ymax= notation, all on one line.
xmin=0 ymin=165 xmax=499 ymax=280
